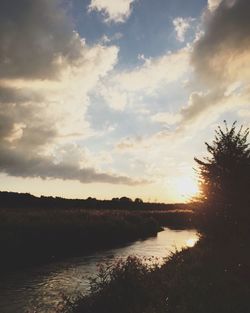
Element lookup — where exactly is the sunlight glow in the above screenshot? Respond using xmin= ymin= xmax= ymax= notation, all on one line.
xmin=173 ymin=176 xmax=199 ymax=201
xmin=185 ymin=237 xmax=198 ymax=248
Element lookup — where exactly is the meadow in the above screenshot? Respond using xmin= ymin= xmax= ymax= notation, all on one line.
xmin=0 ymin=206 xmax=193 ymax=270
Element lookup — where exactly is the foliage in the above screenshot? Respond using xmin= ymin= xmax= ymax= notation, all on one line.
xmin=73 ymin=256 xmax=165 ymax=313
xmin=194 ymin=121 xmax=250 ymax=222
xmin=72 ymin=122 xmax=250 ymax=313
xmin=73 ymin=236 xmax=250 ymax=313
xmin=0 ymin=191 xmax=184 ymax=211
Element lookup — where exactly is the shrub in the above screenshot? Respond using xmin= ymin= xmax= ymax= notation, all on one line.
xmin=194 ymin=121 xmax=250 ymax=226
xmin=73 ymin=256 xmax=165 ymax=313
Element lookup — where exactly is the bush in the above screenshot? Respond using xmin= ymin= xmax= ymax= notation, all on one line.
xmin=73 ymin=238 xmax=250 ymax=313
xmin=73 ymin=256 xmax=165 ymax=313
xmin=194 ymin=121 xmax=250 ymax=227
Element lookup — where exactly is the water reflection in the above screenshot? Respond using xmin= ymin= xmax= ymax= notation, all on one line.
xmin=0 ymin=228 xmax=198 ymax=313
xmin=185 ymin=237 xmax=199 ymax=248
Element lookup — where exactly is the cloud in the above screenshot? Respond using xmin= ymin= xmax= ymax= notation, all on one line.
xmin=99 ymin=84 xmax=128 ymax=110
xmin=99 ymin=32 xmax=123 ymax=44
xmin=169 ymin=0 xmax=250 ymax=132
xmin=0 ymin=40 xmax=119 ymax=147
xmin=151 ymin=112 xmax=181 ymax=125
xmin=0 ymin=0 xmax=146 ymax=186
xmin=117 ymin=49 xmax=189 ymax=92
xmin=192 ymin=0 xmax=250 ymax=85
xmin=97 ymin=48 xmax=189 ymax=111
xmin=112 ymin=0 xmax=250 ymax=160
xmin=116 ymin=136 xmax=143 ymax=150
xmin=88 ymin=0 xmax=135 ymax=23
xmin=173 ymin=17 xmax=194 ymax=42
xmin=207 ymin=0 xmax=223 ymax=11
xmin=175 ymin=85 xmax=250 ymax=135
xmin=0 ymin=144 xmax=142 ymax=185
xmin=115 ymin=86 xmax=249 ymax=154
xmin=179 ymin=90 xmax=224 ymax=125
xmin=0 ymin=85 xmax=44 ymax=104
xmin=115 ymin=127 xmax=184 ymax=153
xmin=0 ymin=94 xmax=143 ymax=185
xmin=0 ymin=0 xmax=83 ymax=80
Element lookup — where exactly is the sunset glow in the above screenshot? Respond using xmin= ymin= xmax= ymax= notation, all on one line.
xmin=0 ymin=0 xmax=249 ymax=202
xmin=185 ymin=237 xmax=199 ymax=248
xmin=173 ymin=177 xmax=200 ymax=202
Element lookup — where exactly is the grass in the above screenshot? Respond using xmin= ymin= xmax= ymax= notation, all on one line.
xmin=0 ymin=207 xmax=193 ymax=270
xmin=71 ymin=209 xmax=250 ymax=313
xmin=72 ymin=232 xmax=250 ymax=313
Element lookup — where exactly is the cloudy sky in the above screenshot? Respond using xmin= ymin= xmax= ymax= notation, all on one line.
xmin=1 ymin=0 xmax=249 ymax=202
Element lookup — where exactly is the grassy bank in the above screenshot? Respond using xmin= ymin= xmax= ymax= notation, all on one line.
xmin=0 ymin=207 xmax=193 ymax=270
xmin=72 ymin=231 xmax=250 ymax=313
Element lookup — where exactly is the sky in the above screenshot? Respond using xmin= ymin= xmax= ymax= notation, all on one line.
xmin=0 ymin=0 xmax=250 ymax=202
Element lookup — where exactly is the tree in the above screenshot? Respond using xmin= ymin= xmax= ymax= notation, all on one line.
xmin=195 ymin=121 xmax=250 ymax=222
xmin=134 ymin=198 xmax=143 ymax=204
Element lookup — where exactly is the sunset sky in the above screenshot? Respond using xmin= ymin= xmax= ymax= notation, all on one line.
xmin=1 ymin=0 xmax=249 ymax=202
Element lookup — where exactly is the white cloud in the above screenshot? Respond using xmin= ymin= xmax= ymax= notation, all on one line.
xmin=116 ymin=49 xmax=189 ymax=92
xmin=0 ymin=0 xmax=147 ymax=185
xmin=88 ymin=0 xmax=135 ymax=23
xmin=0 ymin=40 xmax=126 ymax=183
xmin=151 ymin=112 xmax=181 ymax=125
xmin=93 ymin=48 xmax=189 ymax=111
xmin=99 ymin=32 xmax=123 ymax=44
xmin=99 ymin=84 xmax=128 ymax=110
xmin=208 ymin=0 xmax=223 ymax=11
xmin=173 ymin=17 xmax=194 ymax=42
xmin=3 ymin=42 xmax=119 ymax=143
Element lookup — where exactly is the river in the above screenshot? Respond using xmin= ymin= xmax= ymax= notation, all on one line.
xmin=0 ymin=228 xmax=198 ymax=313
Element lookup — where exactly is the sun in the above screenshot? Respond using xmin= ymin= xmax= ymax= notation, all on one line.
xmin=174 ymin=176 xmax=199 ymax=201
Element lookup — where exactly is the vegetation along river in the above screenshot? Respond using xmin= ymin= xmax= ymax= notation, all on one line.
xmin=0 ymin=228 xmax=199 ymax=313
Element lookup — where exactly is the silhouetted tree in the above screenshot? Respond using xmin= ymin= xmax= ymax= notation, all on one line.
xmin=134 ymin=198 xmax=143 ymax=204
xmin=119 ymin=197 xmax=133 ymax=203
xmin=195 ymin=121 xmax=250 ymax=222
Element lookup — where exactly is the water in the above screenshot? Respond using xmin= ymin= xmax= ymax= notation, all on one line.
xmin=0 ymin=228 xmax=198 ymax=313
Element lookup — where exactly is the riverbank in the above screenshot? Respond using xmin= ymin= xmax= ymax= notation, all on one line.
xmin=0 ymin=207 xmax=193 ymax=270
xmin=0 ymin=228 xmax=198 ymax=313
xmin=72 ymin=232 xmax=250 ymax=313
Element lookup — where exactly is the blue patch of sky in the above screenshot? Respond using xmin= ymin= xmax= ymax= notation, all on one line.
xmin=70 ymin=0 xmax=207 ymax=69
xmin=84 ymin=77 xmax=192 ymax=153
xmin=86 ymin=95 xmax=163 ymax=135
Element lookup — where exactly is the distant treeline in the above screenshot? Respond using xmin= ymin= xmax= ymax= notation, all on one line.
xmin=0 ymin=191 xmax=187 ymax=211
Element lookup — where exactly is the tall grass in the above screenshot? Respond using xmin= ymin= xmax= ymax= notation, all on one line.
xmin=0 ymin=208 xmax=170 ymax=270
xmin=72 ymin=232 xmax=250 ymax=313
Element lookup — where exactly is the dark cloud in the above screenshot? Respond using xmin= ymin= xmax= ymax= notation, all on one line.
xmin=0 ymin=100 xmax=142 ymax=185
xmin=0 ymin=0 xmax=145 ymax=186
xmin=0 ymin=101 xmax=57 ymax=147
xmin=0 ymin=0 xmax=82 ymax=79
xmin=174 ymin=0 xmax=250 ymax=130
xmin=0 ymin=88 xmax=142 ymax=185
xmin=179 ymin=89 xmax=224 ymax=125
xmin=192 ymin=0 xmax=250 ymax=83
xmin=0 ymin=144 xmax=143 ymax=185
xmin=0 ymin=85 xmax=44 ymax=103
xmin=0 ymin=98 xmax=142 ymax=185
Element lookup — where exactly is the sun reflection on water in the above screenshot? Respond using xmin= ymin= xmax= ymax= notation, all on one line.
xmin=185 ymin=237 xmax=199 ymax=248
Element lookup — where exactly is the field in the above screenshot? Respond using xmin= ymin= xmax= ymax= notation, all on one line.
xmin=0 ymin=207 xmax=193 ymax=270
